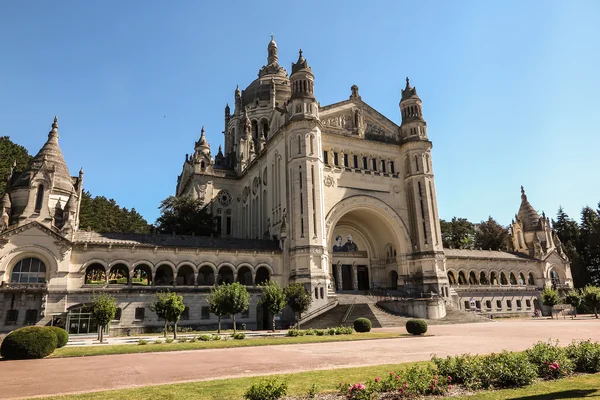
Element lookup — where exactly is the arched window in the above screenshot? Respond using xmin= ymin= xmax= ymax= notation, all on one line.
xmin=469 ymin=271 xmax=478 ymax=285
xmin=458 ymin=271 xmax=467 ymax=285
xmin=479 ymin=271 xmax=489 ymax=285
xmin=218 ymin=265 xmax=234 ymax=285
xmin=389 ymin=270 xmax=398 ymax=290
xmin=176 ymin=265 xmax=195 ymax=286
xmin=237 ymin=266 xmax=253 ymax=286
xmin=447 ymin=271 xmax=457 ymax=285
xmin=155 ymin=264 xmax=174 ymax=286
xmin=255 ymin=266 xmax=270 ymax=285
xmin=519 ymin=273 xmax=526 ymax=285
xmin=550 ymin=269 xmax=561 ymax=286
xmin=297 ymin=135 xmax=302 ymax=154
xmin=132 ymin=265 xmax=152 ymax=286
xmin=252 ymin=120 xmax=259 ymax=140
xmin=108 ymin=264 xmax=129 ymax=285
xmin=262 ymin=121 xmax=269 ymax=139
xmin=198 ymin=266 xmax=215 ymax=286
xmin=85 ymin=263 xmax=106 ymax=285
xmin=500 ymin=272 xmax=508 ymax=285
xmin=509 ymin=272 xmax=518 ymax=285
xmin=490 ymin=272 xmax=498 ymax=285
xmin=35 ymin=185 xmax=44 ymax=212
xmin=528 ymin=272 xmax=536 ymax=286
xmin=11 ymin=258 xmax=46 ymax=284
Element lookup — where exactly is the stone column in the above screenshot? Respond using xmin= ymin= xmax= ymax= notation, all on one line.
xmin=336 ymin=263 xmax=343 ymax=291
xmin=352 ymin=263 xmax=358 ymax=290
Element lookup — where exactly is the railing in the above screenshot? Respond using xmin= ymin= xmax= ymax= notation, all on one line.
xmin=450 ymin=284 xmax=538 ymax=291
xmin=0 ymin=282 xmax=47 ymax=290
xmin=341 ymin=298 xmax=356 ymax=323
xmin=298 ymin=299 xmax=339 ymax=325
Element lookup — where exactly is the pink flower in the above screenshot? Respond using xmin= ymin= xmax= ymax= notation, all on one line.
xmin=398 ymin=387 xmax=405 ymax=393
xmin=390 ymin=371 xmax=394 ymax=376
xmin=429 ymin=385 xmax=435 ymax=390
xmin=447 ymin=376 xmax=452 ymax=382
xmin=404 ymin=382 xmax=409 ymax=388
xmin=395 ymin=375 xmax=400 ymax=381
xmin=449 ymin=385 xmax=453 ymax=390
xmin=375 ymin=377 xmax=381 ymax=382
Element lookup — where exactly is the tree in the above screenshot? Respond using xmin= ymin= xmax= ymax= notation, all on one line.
xmin=553 ymin=207 xmax=589 ymax=288
xmin=258 ymin=281 xmax=287 ymax=332
xmin=579 ymin=206 xmax=600 ymax=286
xmin=90 ymin=294 xmax=117 ymax=343
xmin=582 ymin=285 xmax=600 ymax=319
xmin=78 ymin=191 xmax=151 ymax=234
xmin=220 ymin=282 xmax=250 ymax=334
xmin=0 ymin=136 xmax=32 ymax=197
xmin=564 ymin=290 xmax=583 ymax=318
xmin=151 ymin=291 xmax=186 ymax=339
xmin=439 ymin=217 xmax=475 ymax=249
xmin=474 ymin=217 xmax=509 ymax=251
xmin=208 ymin=285 xmax=226 ymax=333
xmin=541 ymin=287 xmax=561 ymax=319
xmin=285 ymin=283 xmax=312 ymax=328
xmin=155 ymin=195 xmax=215 ymax=236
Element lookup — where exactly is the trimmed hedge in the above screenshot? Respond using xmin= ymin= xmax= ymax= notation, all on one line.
xmin=47 ymin=326 xmax=69 ymax=348
xmin=406 ymin=319 xmax=428 ymax=335
xmin=353 ymin=318 xmax=372 ymax=333
xmin=0 ymin=326 xmax=58 ymax=359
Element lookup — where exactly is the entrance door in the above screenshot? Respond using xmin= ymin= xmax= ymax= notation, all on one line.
xmin=67 ymin=312 xmax=100 ymax=335
xmin=342 ymin=265 xmax=353 ymax=291
xmin=332 ymin=264 xmax=339 ymax=291
xmin=357 ymin=265 xmax=370 ymax=290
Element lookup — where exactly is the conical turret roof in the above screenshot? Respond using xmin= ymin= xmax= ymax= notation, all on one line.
xmin=12 ymin=117 xmax=74 ymax=193
xmin=517 ymin=186 xmax=541 ymax=232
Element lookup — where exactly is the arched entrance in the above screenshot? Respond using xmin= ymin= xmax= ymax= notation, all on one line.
xmin=326 ymin=196 xmax=411 ymax=292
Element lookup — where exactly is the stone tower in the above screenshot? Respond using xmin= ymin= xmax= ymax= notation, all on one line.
xmin=399 ymin=79 xmax=446 ymax=293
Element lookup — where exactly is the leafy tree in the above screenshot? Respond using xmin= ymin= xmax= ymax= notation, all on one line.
xmin=151 ymin=291 xmax=186 ymax=339
xmin=579 ymin=206 xmax=600 ymax=286
xmin=440 ymin=217 xmax=475 ymax=249
xmin=553 ymin=207 xmax=589 ymax=288
xmin=474 ymin=217 xmax=509 ymax=251
xmin=541 ymin=287 xmax=561 ymax=319
xmin=155 ymin=195 xmax=215 ymax=236
xmin=564 ymin=290 xmax=583 ymax=318
xmin=208 ymin=285 xmax=227 ymax=333
xmin=79 ymin=191 xmax=151 ymax=234
xmin=285 ymin=283 xmax=312 ymax=328
xmin=258 ymin=281 xmax=287 ymax=332
xmin=0 ymin=137 xmax=32 ymax=197
xmin=582 ymin=285 xmax=600 ymax=319
xmin=220 ymin=282 xmax=250 ymax=334
xmin=90 ymin=294 xmax=117 ymax=343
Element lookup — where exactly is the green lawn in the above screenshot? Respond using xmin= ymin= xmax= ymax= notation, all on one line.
xmin=40 ymin=364 xmax=600 ymax=400
xmin=52 ymin=332 xmax=408 ymax=358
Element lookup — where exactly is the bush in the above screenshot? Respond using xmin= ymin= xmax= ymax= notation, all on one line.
xmin=232 ymin=332 xmax=246 ymax=340
xmin=315 ymin=329 xmax=325 ymax=336
xmin=244 ymin=379 xmax=288 ymax=400
xmin=526 ymin=340 xmax=573 ymax=379
xmin=138 ymin=339 xmax=148 ymax=345
xmin=153 ymin=340 xmax=162 ymax=344
xmin=353 ymin=318 xmax=372 ymax=333
xmin=327 ymin=328 xmax=336 ymax=335
xmin=305 ymin=329 xmax=317 ymax=336
xmin=211 ymin=334 xmax=221 ymax=341
xmin=406 ymin=319 xmax=428 ymax=335
xmin=483 ymin=351 xmax=537 ymax=388
xmin=432 ymin=353 xmax=486 ymax=390
xmin=198 ymin=334 xmax=211 ymax=341
xmin=286 ymin=329 xmax=300 ymax=337
xmin=0 ymin=326 xmax=58 ymax=359
xmin=47 ymin=326 xmax=69 ymax=348
xmin=567 ymin=340 xmax=600 ymax=373
xmin=165 ymin=338 xmax=174 ymax=344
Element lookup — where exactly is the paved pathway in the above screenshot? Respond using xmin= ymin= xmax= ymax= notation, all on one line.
xmin=2 ymin=318 xmax=600 ymax=399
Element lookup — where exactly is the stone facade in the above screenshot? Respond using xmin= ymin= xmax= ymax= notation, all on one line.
xmin=0 ymin=38 xmax=572 ymax=334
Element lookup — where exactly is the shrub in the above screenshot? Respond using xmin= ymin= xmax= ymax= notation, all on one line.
xmin=232 ymin=332 xmax=246 ymax=340
xmin=526 ymin=340 xmax=573 ymax=379
xmin=0 ymin=326 xmax=58 ymax=359
xmin=345 ymin=383 xmax=373 ymax=400
xmin=244 ymin=379 xmax=288 ymax=400
xmin=327 ymin=328 xmax=336 ymax=335
xmin=305 ymin=329 xmax=317 ymax=336
xmin=211 ymin=334 xmax=221 ymax=341
xmin=353 ymin=318 xmax=372 ymax=333
xmin=199 ymin=334 xmax=211 ymax=341
xmin=286 ymin=329 xmax=300 ymax=337
xmin=137 ymin=339 xmax=148 ymax=345
xmin=567 ymin=340 xmax=600 ymax=373
xmin=334 ymin=326 xmax=353 ymax=335
xmin=483 ymin=351 xmax=537 ymax=388
xmin=47 ymin=326 xmax=69 ymax=348
xmin=307 ymin=383 xmax=318 ymax=399
xmin=165 ymin=338 xmax=174 ymax=344
xmin=178 ymin=338 xmax=188 ymax=343
xmin=406 ymin=319 xmax=428 ymax=335
xmin=432 ymin=353 xmax=485 ymax=390
xmin=153 ymin=340 xmax=162 ymax=344
xmin=315 ymin=329 xmax=325 ymax=336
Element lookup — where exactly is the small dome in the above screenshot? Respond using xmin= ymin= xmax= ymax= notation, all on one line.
xmin=517 ymin=186 xmax=542 ymax=232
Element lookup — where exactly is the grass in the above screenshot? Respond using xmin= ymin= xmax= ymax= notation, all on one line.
xmin=52 ymin=331 xmax=407 ymax=358
xmin=39 ymin=364 xmax=600 ymax=400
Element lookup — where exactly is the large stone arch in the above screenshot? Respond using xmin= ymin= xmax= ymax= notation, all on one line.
xmin=0 ymin=246 xmax=59 ymax=284
xmin=325 ymin=195 xmax=412 ymax=257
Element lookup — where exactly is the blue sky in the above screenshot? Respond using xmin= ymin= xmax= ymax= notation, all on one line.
xmin=1 ymin=1 xmax=599 ymax=226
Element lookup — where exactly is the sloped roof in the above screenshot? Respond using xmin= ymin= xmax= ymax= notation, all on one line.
xmin=444 ymin=248 xmax=534 ymax=261
xmin=74 ymin=231 xmax=281 ymax=252
xmin=518 ymin=187 xmax=541 ymax=232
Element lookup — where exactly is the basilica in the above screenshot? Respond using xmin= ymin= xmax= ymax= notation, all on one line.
xmin=0 ymin=38 xmax=572 ymax=335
